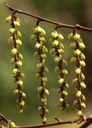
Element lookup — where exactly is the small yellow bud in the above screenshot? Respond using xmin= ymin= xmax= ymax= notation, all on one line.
xmin=63 ymin=90 xmax=68 ymax=96
xmin=81 ymin=102 xmax=86 ymax=108
xmin=70 ymin=57 xmax=76 ymax=62
xmin=19 ymin=54 xmax=23 ymax=59
xmin=5 ymin=15 xmax=11 ymax=23
xmin=58 ymin=49 xmax=64 ymax=54
xmin=35 ymin=43 xmax=41 ymax=49
xmin=54 ymin=57 xmax=61 ymax=63
xmin=80 ymin=53 xmax=86 ymax=60
xmin=58 ymin=33 xmax=64 ymax=40
xmin=20 ymin=101 xmax=25 ymax=106
xmin=11 ymin=48 xmax=17 ymax=55
xmin=74 ymin=49 xmax=81 ymax=55
xmin=79 ymin=42 xmax=85 ymax=49
xmin=9 ymin=28 xmax=15 ymax=34
xmin=59 ymin=98 xmax=64 ymax=103
xmin=50 ymin=48 xmax=55 ymax=54
xmin=8 ymin=36 xmax=13 ymax=43
xmin=12 ymin=68 xmax=18 ymax=74
xmin=17 ymin=80 xmax=23 ymax=86
xmin=76 ymin=91 xmax=82 ymax=97
xmin=58 ymin=78 xmax=64 ymax=84
xmin=17 ymin=61 xmax=22 ymax=67
xmin=79 ymin=60 xmax=86 ymax=67
xmin=44 ymin=89 xmax=49 ymax=95
xmin=9 ymin=121 xmax=16 ymax=128
xmin=72 ymin=78 xmax=78 ymax=83
xmin=51 ymin=31 xmax=58 ymax=38
xmin=68 ymin=33 xmax=73 ymax=39
xmin=80 ymin=82 xmax=86 ymax=89
xmin=54 ymin=66 xmax=59 ymax=72
xmin=14 ymin=21 xmax=20 ymax=27
xmin=22 ymin=92 xmax=26 ymax=97
xmin=16 ymin=39 xmax=22 ymax=46
xmin=14 ymin=89 xmax=19 ymax=94
xmin=17 ymin=31 xmax=22 ymax=37
xmin=73 ymin=33 xmax=80 ymax=40
xmin=20 ymin=73 xmax=25 ymax=78
xmin=52 ymin=40 xmax=59 ymax=46
xmin=70 ymin=42 xmax=76 ymax=48
xmin=62 ymin=69 xmax=68 ymax=75
xmin=42 ymin=117 xmax=47 ymax=124
xmin=77 ymin=110 xmax=82 ymax=116
xmin=80 ymin=73 xmax=85 ymax=80
xmin=42 ymin=46 xmax=48 ymax=53
xmin=75 ymin=68 xmax=81 ymax=74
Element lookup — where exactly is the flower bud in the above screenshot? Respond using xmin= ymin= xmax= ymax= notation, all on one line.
xmin=80 ymin=82 xmax=86 ymax=89
xmin=51 ymin=31 xmax=58 ymax=38
xmin=17 ymin=80 xmax=23 ymax=86
xmin=75 ymin=68 xmax=81 ymax=74
xmin=17 ymin=61 xmax=22 ymax=67
xmin=19 ymin=54 xmax=23 ymax=59
xmin=8 ymin=36 xmax=13 ymax=43
xmin=58 ymin=33 xmax=64 ymax=40
xmin=5 ymin=15 xmax=11 ymax=23
xmin=81 ymin=102 xmax=86 ymax=108
xmin=44 ymin=89 xmax=49 ymax=95
xmin=79 ymin=42 xmax=85 ymax=49
xmin=77 ymin=110 xmax=82 ymax=116
xmin=20 ymin=73 xmax=25 ymax=78
xmin=50 ymin=48 xmax=55 ymax=54
xmin=73 ymin=34 xmax=80 ymax=40
xmin=20 ymin=100 xmax=25 ymax=106
xmin=80 ymin=53 xmax=85 ymax=60
xmin=17 ymin=31 xmax=22 ymax=37
xmin=11 ymin=48 xmax=17 ymax=55
xmin=54 ymin=66 xmax=59 ymax=72
xmin=9 ymin=121 xmax=16 ymax=128
xmin=35 ymin=43 xmax=41 ymax=49
xmin=76 ymin=91 xmax=82 ymax=97
xmin=12 ymin=68 xmax=18 ymax=74
xmin=70 ymin=57 xmax=76 ymax=62
xmin=70 ymin=42 xmax=76 ymax=48
xmin=16 ymin=39 xmax=22 ymax=46
xmin=68 ymin=33 xmax=73 ymax=39
xmin=58 ymin=78 xmax=64 ymax=84
xmin=14 ymin=89 xmax=19 ymax=94
xmin=62 ymin=69 xmax=68 ymax=75
xmin=52 ymin=40 xmax=59 ymax=46
xmin=63 ymin=90 xmax=68 ymax=96
xmin=59 ymin=98 xmax=64 ymax=103
xmin=73 ymin=49 xmax=81 ymax=55
xmin=79 ymin=60 xmax=86 ymax=67
xmin=9 ymin=28 xmax=15 ymax=34
xmin=14 ymin=21 xmax=20 ymax=27
xmin=54 ymin=57 xmax=61 ymax=63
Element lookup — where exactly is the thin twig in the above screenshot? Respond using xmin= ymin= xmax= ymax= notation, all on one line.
xmin=4 ymin=2 xmax=92 ymax=32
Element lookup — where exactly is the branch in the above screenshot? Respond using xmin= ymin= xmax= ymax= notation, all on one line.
xmin=80 ymin=115 xmax=92 ymax=128
xmin=18 ymin=118 xmax=80 ymax=128
xmin=4 ymin=2 xmax=92 ymax=32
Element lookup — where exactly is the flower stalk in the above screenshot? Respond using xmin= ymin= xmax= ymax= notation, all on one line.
xmin=5 ymin=13 xmax=26 ymax=112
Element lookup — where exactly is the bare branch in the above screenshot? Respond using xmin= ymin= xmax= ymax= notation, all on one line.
xmin=4 ymin=2 xmax=92 ymax=32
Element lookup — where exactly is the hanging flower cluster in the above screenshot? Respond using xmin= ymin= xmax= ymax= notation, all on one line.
xmin=31 ymin=25 xmax=49 ymax=124
xmin=5 ymin=15 xmax=26 ymax=112
xmin=68 ymin=32 xmax=86 ymax=121
xmin=50 ymin=30 xmax=69 ymax=110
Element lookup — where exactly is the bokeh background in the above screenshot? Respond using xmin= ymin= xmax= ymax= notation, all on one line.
xmin=0 ymin=0 xmax=92 ymax=127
